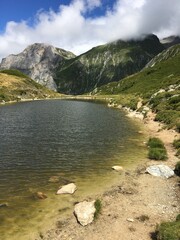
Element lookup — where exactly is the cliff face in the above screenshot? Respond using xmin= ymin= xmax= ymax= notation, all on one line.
xmin=55 ymin=34 xmax=164 ymax=94
xmin=0 ymin=43 xmax=75 ymax=91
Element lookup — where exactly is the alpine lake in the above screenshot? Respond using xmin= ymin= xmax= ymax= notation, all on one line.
xmin=0 ymin=99 xmax=146 ymax=240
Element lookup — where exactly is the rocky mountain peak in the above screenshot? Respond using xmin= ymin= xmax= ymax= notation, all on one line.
xmin=0 ymin=43 xmax=76 ymax=91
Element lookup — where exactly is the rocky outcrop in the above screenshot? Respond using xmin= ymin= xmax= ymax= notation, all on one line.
xmin=74 ymin=200 xmax=96 ymax=226
xmin=57 ymin=183 xmax=77 ymax=194
xmin=0 ymin=43 xmax=75 ymax=91
xmin=146 ymin=165 xmax=174 ymax=178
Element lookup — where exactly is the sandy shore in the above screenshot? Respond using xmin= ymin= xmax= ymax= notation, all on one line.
xmin=34 ymin=109 xmax=179 ymax=240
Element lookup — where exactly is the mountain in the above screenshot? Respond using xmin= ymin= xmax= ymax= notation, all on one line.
xmin=161 ymin=36 xmax=180 ymax=49
xmin=0 ymin=43 xmax=75 ymax=91
xmin=0 ymin=69 xmax=59 ymax=102
xmin=0 ymin=34 xmax=164 ymax=94
xmin=55 ymin=34 xmax=164 ymax=94
xmin=93 ymin=44 xmax=180 ymax=129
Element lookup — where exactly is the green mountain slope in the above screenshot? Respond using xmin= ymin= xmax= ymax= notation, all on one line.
xmin=0 ymin=69 xmax=59 ymax=102
xmin=93 ymin=44 xmax=180 ymax=129
xmin=55 ymin=34 xmax=164 ymax=94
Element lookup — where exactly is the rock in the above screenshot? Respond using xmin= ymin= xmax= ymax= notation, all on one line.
xmin=146 ymin=165 xmax=174 ymax=178
xmin=0 ymin=203 xmax=8 ymax=208
xmin=127 ymin=218 xmax=134 ymax=222
xmin=74 ymin=200 xmax=96 ymax=226
xmin=0 ymin=43 xmax=75 ymax=90
xmin=34 ymin=192 xmax=48 ymax=200
xmin=48 ymin=176 xmax=60 ymax=183
xmin=57 ymin=183 xmax=77 ymax=195
xmin=112 ymin=166 xmax=123 ymax=171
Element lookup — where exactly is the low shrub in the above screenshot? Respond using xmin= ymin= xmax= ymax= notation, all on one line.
xmin=148 ymin=137 xmax=165 ymax=149
xmin=148 ymin=148 xmax=167 ymax=160
xmin=94 ymin=199 xmax=102 ymax=219
xmin=174 ymin=161 xmax=180 ymax=176
xmin=157 ymin=216 xmax=180 ymax=240
xmin=173 ymin=139 xmax=180 ymax=149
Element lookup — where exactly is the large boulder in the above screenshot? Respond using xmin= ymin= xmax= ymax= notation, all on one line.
xmin=74 ymin=200 xmax=96 ymax=226
xmin=146 ymin=165 xmax=174 ymax=178
xmin=57 ymin=183 xmax=77 ymax=194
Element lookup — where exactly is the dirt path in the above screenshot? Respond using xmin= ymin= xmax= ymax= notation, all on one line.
xmin=38 ymin=112 xmax=180 ymax=240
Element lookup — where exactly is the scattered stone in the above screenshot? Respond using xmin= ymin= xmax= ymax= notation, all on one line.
xmin=112 ymin=166 xmax=123 ymax=171
xmin=127 ymin=218 xmax=134 ymax=222
xmin=74 ymin=200 xmax=96 ymax=226
xmin=146 ymin=165 xmax=174 ymax=178
xmin=34 ymin=192 xmax=47 ymax=200
xmin=0 ymin=203 xmax=8 ymax=208
xmin=57 ymin=183 xmax=77 ymax=195
xmin=48 ymin=176 xmax=60 ymax=183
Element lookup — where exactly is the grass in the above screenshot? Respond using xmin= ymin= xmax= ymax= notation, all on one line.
xmin=157 ymin=215 xmax=180 ymax=240
xmin=148 ymin=138 xmax=165 ymax=149
xmin=94 ymin=199 xmax=102 ymax=219
xmin=0 ymin=71 xmax=59 ymax=102
xmin=0 ymin=69 xmax=30 ymax=79
xmin=147 ymin=138 xmax=167 ymax=160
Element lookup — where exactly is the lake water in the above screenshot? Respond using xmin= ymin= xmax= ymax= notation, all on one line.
xmin=0 ymin=100 xmax=146 ymax=239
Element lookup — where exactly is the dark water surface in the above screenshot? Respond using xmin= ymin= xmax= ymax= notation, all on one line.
xmin=0 ymin=100 xmax=145 ymax=239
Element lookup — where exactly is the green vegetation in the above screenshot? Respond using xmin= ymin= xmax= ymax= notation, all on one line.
xmin=148 ymin=137 xmax=165 ymax=149
xmin=55 ymin=34 xmax=163 ymax=94
xmin=147 ymin=138 xmax=167 ymax=160
xmin=157 ymin=215 xmax=180 ymax=240
xmin=94 ymin=199 xmax=102 ymax=219
xmin=174 ymin=161 xmax=180 ymax=176
xmin=173 ymin=139 xmax=180 ymax=158
xmin=0 ymin=69 xmax=30 ymax=79
xmin=0 ymin=70 xmax=59 ymax=102
xmin=93 ymin=44 xmax=180 ymax=130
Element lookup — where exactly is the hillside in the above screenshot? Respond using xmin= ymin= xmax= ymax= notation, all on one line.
xmin=93 ymin=44 xmax=180 ymax=130
xmin=55 ymin=34 xmax=164 ymax=94
xmin=0 ymin=43 xmax=76 ymax=91
xmin=0 ymin=35 xmax=164 ymax=94
xmin=0 ymin=69 xmax=59 ymax=102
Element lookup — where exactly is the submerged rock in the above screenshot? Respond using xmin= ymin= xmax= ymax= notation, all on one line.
xmin=48 ymin=176 xmax=60 ymax=183
xmin=112 ymin=166 xmax=123 ymax=171
xmin=74 ymin=200 xmax=96 ymax=226
xmin=146 ymin=165 xmax=174 ymax=178
xmin=0 ymin=203 xmax=8 ymax=208
xmin=34 ymin=192 xmax=48 ymax=200
xmin=57 ymin=183 xmax=77 ymax=195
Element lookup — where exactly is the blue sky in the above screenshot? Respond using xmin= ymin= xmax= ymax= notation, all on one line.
xmin=0 ymin=0 xmax=113 ymax=31
xmin=0 ymin=0 xmax=179 ymax=59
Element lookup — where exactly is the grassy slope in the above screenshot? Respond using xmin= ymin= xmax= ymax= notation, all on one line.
xmin=93 ymin=44 xmax=180 ymax=129
xmin=55 ymin=35 xmax=164 ymax=94
xmin=0 ymin=69 xmax=60 ymax=102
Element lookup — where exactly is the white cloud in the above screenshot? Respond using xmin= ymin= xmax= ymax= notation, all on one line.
xmin=0 ymin=0 xmax=180 ymax=60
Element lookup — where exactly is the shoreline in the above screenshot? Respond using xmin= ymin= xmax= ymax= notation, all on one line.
xmin=1 ymin=97 xmax=179 ymax=240
xmin=35 ymin=99 xmax=179 ymax=240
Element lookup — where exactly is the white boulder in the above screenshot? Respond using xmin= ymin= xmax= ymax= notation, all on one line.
xmin=74 ymin=200 xmax=96 ymax=226
xmin=57 ymin=183 xmax=77 ymax=194
xmin=146 ymin=165 xmax=174 ymax=179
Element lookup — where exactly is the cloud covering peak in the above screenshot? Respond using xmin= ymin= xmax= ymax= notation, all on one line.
xmin=0 ymin=0 xmax=180 ymax=60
